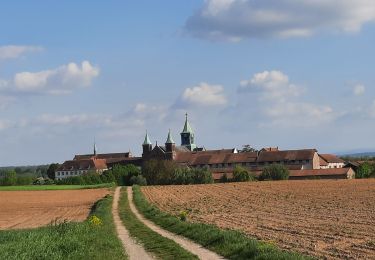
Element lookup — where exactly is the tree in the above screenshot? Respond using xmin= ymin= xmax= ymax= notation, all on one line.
xmin=1 ymin=170 xmax=17 ymax=186
xmin=47 ymin=163 xmax=60 ymax=180
xmin=259 ymin=164 xmax=289 ymax=181
xmin=241 ymin=145 xmax=258 ymax=153
xmin=142 ymin=160 xmax=178 ymax=185
xmin=356 ymin=162 xmax=373 ymax=179
xmin=233 ymin=166 xmax=254 ymax=182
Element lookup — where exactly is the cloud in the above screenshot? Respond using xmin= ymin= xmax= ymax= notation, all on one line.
xmin=0 ymin=45 xmax=43 ymax=60
xmin=176 ymin=82 xmax=227 ymax=107
xmin=36 ymin=114 xmax=111 ymax=126
xmin=239 ymin=70 xmax=302 ymax=101
xmin=238 ymin=70 xmax=335 ymax=126
xmin=13 ymin=61 xmax=99 ymax=94
xmin=185 ymin=0 xmax=375 ymax=41
xmin=353 ymin=84 xmax=365 ymax=96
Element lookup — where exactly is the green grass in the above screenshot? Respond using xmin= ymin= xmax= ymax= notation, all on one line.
xmin=0 ymin=183 xmax=114 ymax=191
xmin=0 ymin=194 xmax=126 ymax=260
xmin=119 ymin=187 xmax=198 ymax=259
xmin=133 ymin=185 xmax=311 ymax=260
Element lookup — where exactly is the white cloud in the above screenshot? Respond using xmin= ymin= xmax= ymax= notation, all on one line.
xmin=185 ymin=0 xmax=375 ymax=41
xmin=178 ymin=82 xmax=227 ymax=107
xmin=239 ymin=70 xmax=302 ymax=101
xmin=0 ymin=45 xmax=42 ymax=60
xmin=13 ymin=61 xmax=99 ymax=94
xmin=36 ymin=114 xmax=111 ymax=126
xmin=353 ymin=84 xmax=365 ymax=96
xmin=238 ymin=70 xmax=335 ymax=126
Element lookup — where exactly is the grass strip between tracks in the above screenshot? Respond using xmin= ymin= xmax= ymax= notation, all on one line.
xmin=133 ymin=185 xmax=312 ymax=260
xmin=119 ymin=188 xmax=198 ymax=259
xmin=0 ymin=194 xmax=126 ymax=260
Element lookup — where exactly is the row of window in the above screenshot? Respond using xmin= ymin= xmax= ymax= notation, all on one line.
xmin=56 ymin=170 xmax=88 ymax=176
xmin=194 ymin=160 xmax=311 ymax=169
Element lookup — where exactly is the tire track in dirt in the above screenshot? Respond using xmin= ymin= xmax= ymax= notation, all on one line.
xmin=112 ymin=187 xmax=153 ymax=260
xmin=128 ymin=187 xmax=224 ymax=260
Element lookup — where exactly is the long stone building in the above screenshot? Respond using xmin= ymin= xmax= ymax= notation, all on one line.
xmin=55 ymin=114 xmax=354 ymax=180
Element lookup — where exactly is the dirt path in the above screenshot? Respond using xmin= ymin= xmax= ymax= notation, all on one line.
xmin=112 ymin=187 xmax=153 ymax=260
xmin=127 ymin=187 xmax=224 ymax=260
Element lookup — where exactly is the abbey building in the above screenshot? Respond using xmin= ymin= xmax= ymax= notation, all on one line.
xmin=56 ymin=114 xmax=354 ymax=180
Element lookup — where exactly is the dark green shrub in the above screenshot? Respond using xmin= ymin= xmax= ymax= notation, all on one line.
xmin=192 ymin=167 xmax=213 ymax=184
xmin=259 ymin=164 xmax=290 ymax=181
xmin=356 ymin=162 xmax=374 ymax=178
xmin=1 ymin=170 xmax=17 ymax=186
xmin=233 ymin=166 xmax=254 ymax=182
xmin=220 ymin=173 xmax=229 ymax=183
xmin=129 ymin=175 xmax=147 ymax=186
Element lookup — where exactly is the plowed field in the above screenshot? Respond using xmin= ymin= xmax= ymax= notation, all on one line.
xmin=142 ymin=179 xmax=375 ymax=259
xmin=0 ymin=188 xmax=109 ymax=230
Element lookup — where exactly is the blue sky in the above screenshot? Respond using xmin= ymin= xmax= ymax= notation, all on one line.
xmin=1 ymin=0 xmax=375 ymax=166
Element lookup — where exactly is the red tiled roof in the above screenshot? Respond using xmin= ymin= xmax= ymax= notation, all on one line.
xmin=257 ymin=149 xmax=317 ymax=162
xmin=319 ymin=154 xmax=345 ymax=164
xmin=57 ymin=158 xmax=107 ymax=171
xmin=74 ymin=152 xmax=131 ymax=160
xmin=319 ymin=155 xmax=329 ymax=166
xmin=174 ymin=150 xmax=257 ymax=166
xmin=289 ymin=168 xmax=352 ymax=177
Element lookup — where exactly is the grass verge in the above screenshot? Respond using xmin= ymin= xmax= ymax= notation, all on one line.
xmin=0 ymin=183 xmax=115 ymax=191
xmin=119 ymin=187 xmax=198 ymax=259
xmin=133 ymin=185 xmax=311 ymax=260
xmin=0 ymin=194 xmax=126 ymax=260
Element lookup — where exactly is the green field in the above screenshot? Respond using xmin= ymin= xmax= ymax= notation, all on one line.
xmin=0 ymin=183 xmax=114 ymax=191
xmin=0 ymin=194 xmax=126 ymax=260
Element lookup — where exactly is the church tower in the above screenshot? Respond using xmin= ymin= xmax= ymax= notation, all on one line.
xmin=165 ymin=129 xmax=176 ymax=160
xmin=180 ymin=113 xmax=196 ymax=151
xmin=142 ymin=131 xmax=152 ymax=157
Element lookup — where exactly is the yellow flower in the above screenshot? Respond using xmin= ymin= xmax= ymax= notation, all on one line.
xmin=89 ymin=215 xmax=102 ymax=226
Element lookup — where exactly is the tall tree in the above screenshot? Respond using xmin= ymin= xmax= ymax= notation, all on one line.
xmin=47 ymin=163 xmax=60 ymax=180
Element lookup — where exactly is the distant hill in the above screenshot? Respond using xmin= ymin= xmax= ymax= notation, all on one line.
xmin=340 ymin=152 xmax=375 ymax=158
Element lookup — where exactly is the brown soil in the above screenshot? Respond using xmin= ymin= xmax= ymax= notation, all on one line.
xmin=142 ymin=179 xmax=375 ymax=259
xmin=0 ymin=188 xmax=109 ymax=230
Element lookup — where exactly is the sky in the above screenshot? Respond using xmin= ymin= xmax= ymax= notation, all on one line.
xmin=1 ymin=0 xmax=375 ymax=166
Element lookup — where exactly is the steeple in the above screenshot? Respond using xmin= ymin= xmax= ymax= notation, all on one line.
xmin=180 ymin=113 xmax=196 ymax=151
xmin=165 ymin=129 xmax=175 ymax=144
xmin=93 ymin=138 xmax=97 ymax=156
xmin=182 ymin=113 xmax=194 ymax=133
xmin=142 ymin=130 xmax=152 ymax=157
xmin=165 ymin=129 xmax=176 ymax=159
xmin=143 ymin=130 xmax=152 ymax=145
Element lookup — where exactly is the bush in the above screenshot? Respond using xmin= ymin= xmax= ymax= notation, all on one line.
xmin=1 ymin=170 xmax=17 ymax=186
xmin=129 ymin=175 xmax=147 ymax=186
xmin=192 ymin=167 xmax=213 ymax=184
xmin=105 ymin=164 xmax=141 ymax=186
xmin=259 ymin=164 xmax=289 ymax=181
xmin=233 ymin=166 xmax=254 ymax=182
xmin=356 ymin=162 xmax=374 ymax=179
xmin=220 ymin=173 xmax=229 ymax=183
xmin=142 ymin=160 xmax=213 ymax=185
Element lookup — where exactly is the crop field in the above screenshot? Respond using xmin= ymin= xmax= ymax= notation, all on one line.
xmin=142 ymin=179 xmax=375 ymax=259
xmin=0 ymin=188 xmax=109 ymax=230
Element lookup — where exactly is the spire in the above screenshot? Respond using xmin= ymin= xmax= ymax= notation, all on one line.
xmin=143 ymin=130 xmax=152 ymax=145
xmin=93 ymin=138 xmax=97 ymax=156
xmin=165 ymin=129 xmax=175 ymax=144
xmin=182 ymin=113 xmax=194 ymax=133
